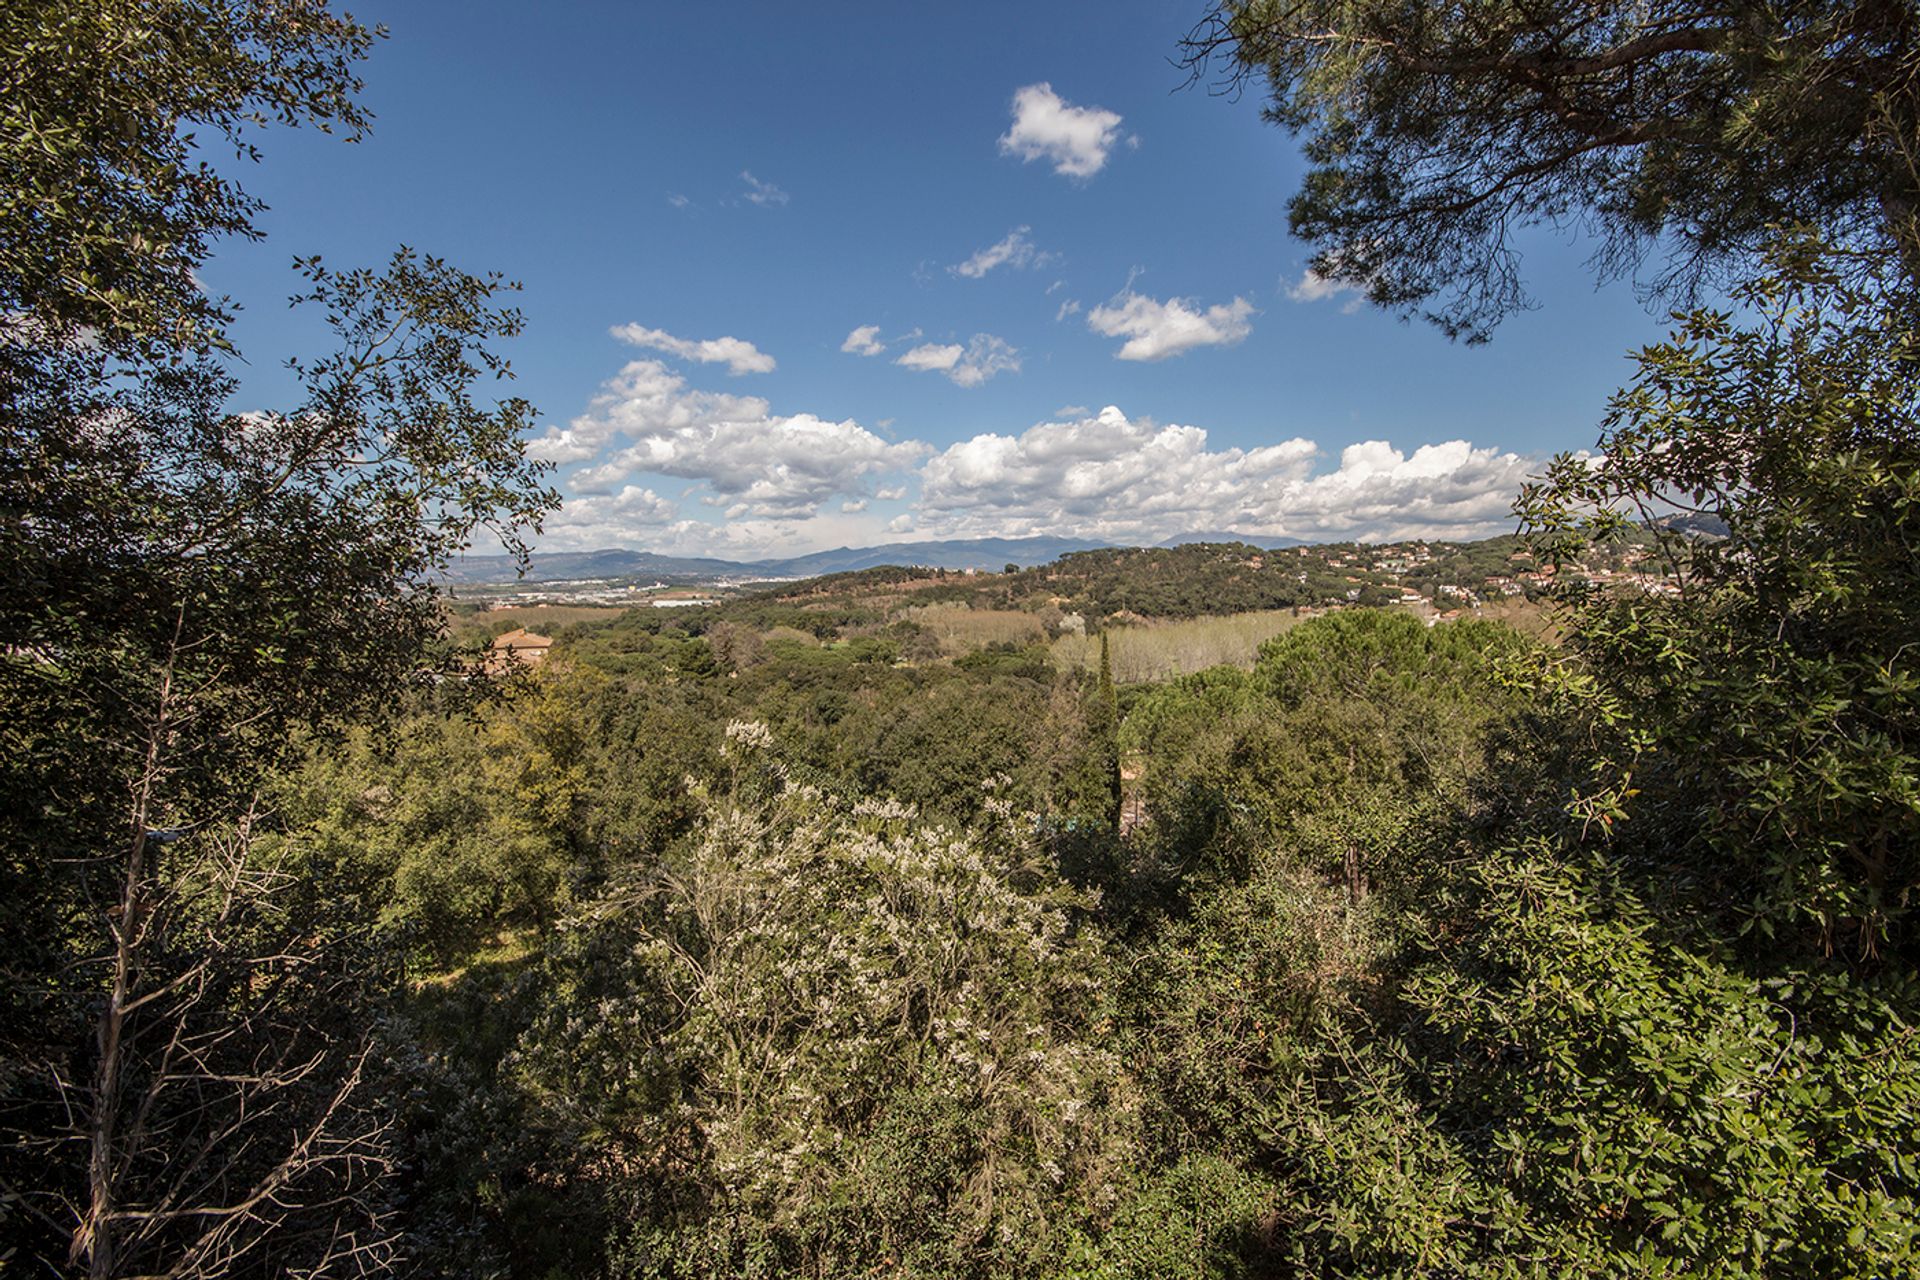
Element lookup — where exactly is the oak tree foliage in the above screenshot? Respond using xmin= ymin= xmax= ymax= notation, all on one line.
xmin=1 ymin=0 xmax=377 ymax=350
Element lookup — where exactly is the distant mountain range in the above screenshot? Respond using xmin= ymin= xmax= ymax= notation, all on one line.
xmin=1651 ymin=512 xmax=1730 ymax=539
xmin=1155 ymin=531 xmax=1309 ymax=550
xmin=439 ymin=535 xmax=1121 ymax=585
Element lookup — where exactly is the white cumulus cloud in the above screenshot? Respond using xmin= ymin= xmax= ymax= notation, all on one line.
xmin=920 ymin=406 xmax=1312 ymax=538
xmin=841 ymin=324 xmax=886 ymax=356
xmin=1287 ymin=268 xmax=1365 ymax=312
xmin=998 ymin=83 xmax=1124 ymax=179
xmin=610 ymin=324 xmax=776 ymax=375
xmin=566 ymin=486 xmax=676 ymax=524
xmin=895 ymin=343 xmax=963 ymax=373
xmin=538 ymin=485 xmax=680 ymax=548
xmin=1086 ymin=291 xmax=1255 ymax=361
xmin=950 ymin=227 xmax=1049 ymax=279
xmin=915 ymin=405 xmax=1532 ymax=545
xmin=532 ymin=358 xmax=926 ymax=520
xmin=894 ymin=334 xmax=1020 ymax=387
xmin=1272 ymin=440 xmax=1536 ymax=542
xmin=529 ymin=359 xmax=768 ymax=466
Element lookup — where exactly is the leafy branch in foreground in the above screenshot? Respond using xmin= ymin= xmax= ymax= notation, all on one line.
xmin=1184 ymin=1 xmax=1920 ymax=339
xmin=1519 ymin=241 xmax=1920 ymax=957
xmin=0 ymin=0 xmax=379 ymax=351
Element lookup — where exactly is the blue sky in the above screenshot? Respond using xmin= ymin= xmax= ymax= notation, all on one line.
xmin=203 ymin=0 xmax=1681 ymax=558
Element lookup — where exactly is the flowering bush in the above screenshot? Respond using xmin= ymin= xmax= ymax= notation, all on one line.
xmin=511 ymin=726 xmax=1146 ymax=1276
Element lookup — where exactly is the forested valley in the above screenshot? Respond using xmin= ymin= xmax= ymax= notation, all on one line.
xmin=7 ymin=2 xmax=1920 ymax=1277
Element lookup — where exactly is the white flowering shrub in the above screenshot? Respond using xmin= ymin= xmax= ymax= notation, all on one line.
xmin=510 ymin=727 xmax=1145 ymax=1277
xmin=721 ymin=718 xmax=776 ymax=753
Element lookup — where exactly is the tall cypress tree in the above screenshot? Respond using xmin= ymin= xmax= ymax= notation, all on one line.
xmin=1092 ymin=633 xmax=1122 ymax=828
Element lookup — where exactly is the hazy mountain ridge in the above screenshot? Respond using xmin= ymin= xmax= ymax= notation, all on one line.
xmin=441 ymin=536 xmax=1117 ymax=584
xmin=1155 ymin=531 xmax=1309 ymax=549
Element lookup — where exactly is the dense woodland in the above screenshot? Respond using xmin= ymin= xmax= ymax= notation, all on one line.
xmin=7 ymin=3 xmax=1920 ymax=1277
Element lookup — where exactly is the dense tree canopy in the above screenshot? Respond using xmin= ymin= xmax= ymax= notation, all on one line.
xmin=1519 ymin=244 xmax=1920 ymax=957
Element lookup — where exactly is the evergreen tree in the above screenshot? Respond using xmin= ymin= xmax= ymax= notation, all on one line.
xmin=1184 ymin=1 xmax=1920 ymax=339
xmin=1092 ymin=631 xmax=1123 ymax=828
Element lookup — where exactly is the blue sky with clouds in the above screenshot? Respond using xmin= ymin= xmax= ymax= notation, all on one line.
xmin=203 ymin=0 xmax=1682 ymax=558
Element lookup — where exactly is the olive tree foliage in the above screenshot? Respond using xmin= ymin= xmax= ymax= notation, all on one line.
xmin=1517 ymin=244 xmax=1920 ymax=958
xmin=1182 ymin=1 xmax=1920 ymax=339
xmin=0 ymin=3 xmax=556 ymax=1275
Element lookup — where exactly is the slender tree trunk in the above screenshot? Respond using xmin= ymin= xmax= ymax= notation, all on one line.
xmin=74 ymin=613 xmax=181 ymax=1277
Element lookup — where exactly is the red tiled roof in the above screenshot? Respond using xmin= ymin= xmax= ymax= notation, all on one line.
xmin=490 ymin=628 xmax=553 ymax=650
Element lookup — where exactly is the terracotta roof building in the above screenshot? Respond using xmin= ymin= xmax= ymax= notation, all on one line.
xmin=488 ymin=628 xmax=553 ymax=670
